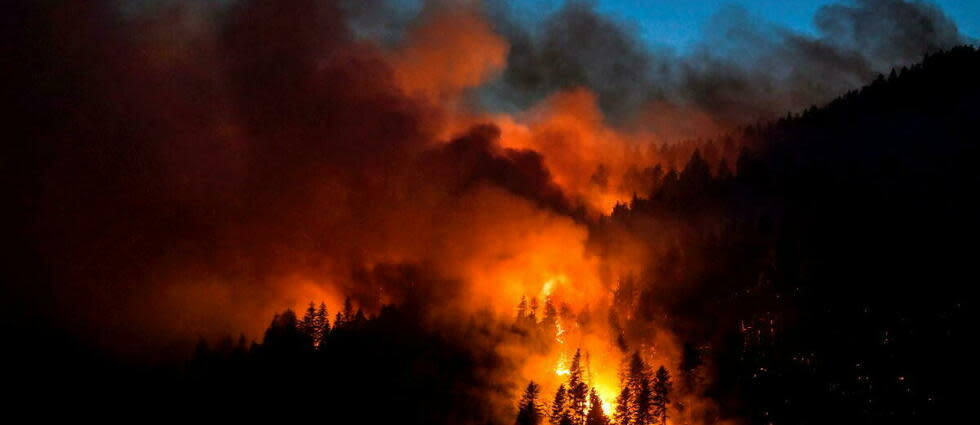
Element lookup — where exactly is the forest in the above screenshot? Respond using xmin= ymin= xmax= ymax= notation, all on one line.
xmin=187 ymin=47 xmax=970 ymax=423
xmin=3 ymin=1 xmax=973 ymax=424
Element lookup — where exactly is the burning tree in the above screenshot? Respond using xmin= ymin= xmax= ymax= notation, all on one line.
xmin=551 ymin=384 xmax=569 ymax=425
xmin=651 ymin=366 xmax=672 ymax=425
xmin=585 ymin=389 xmax=611 ymax=425
xmin=517 ymin=382 xmax=545 ymax=425
xmin=604 ymin=352 xmax=673 ymax=425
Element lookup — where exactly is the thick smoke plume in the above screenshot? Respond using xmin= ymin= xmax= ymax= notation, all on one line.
xmin=485 ymin=0 xmax=965 ymax=137
xmin=1 ymin=0 xmax=970 ymax=422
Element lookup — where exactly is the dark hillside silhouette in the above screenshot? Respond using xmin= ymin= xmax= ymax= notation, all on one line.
xmin=603 ymin=46 xmax=977 ymax=424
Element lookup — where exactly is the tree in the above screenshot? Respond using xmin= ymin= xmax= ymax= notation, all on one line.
xmin=261 ymin=309 xmax=309 ymax=355
xmin=542 ymin=297 xmax=559 ymax=338
xmin=315 ymin=302 xmax=329 ymax=348
xmin=634 ymin=378 xmax=653 ymax=425
xmin=551 ymin=384 xmax=568 ymax=425
xmin=613 ymin=386 xmax=632 ymax=425
xmin=651 ymin=366 xmax=672 ymax=425
xmin=624 ymin=352 xmax=652 ymax=425
xmin=516 ymin=381 xmax=544 ymax=425
xmin=567 ymin=349 xmax=589 ymax=424
xmin=544 ymin=297 xmax=558 ymax=323
xmin=335 ymin=297 xmax=354 ymax=329
xmin=680 ymin=148 xmax=711 ymax=191
xmin=517 ymin=295 xmax=528 ymax=323
xmin=585 ymin=389 xmax=610 ymax=425
xmin=299 ymin=302 xmax=317 ymax=343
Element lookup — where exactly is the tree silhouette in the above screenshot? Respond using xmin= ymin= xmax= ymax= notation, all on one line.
xmin=621 ymin=352 xmax=653 ymax=425
xmin=651 ymin=366 xmax=671 ymax=425
xmin=613 ymin=386 xmax=632 ymax=425
xmin=300 ymin=302 xmax=316 ymax=336
xmin=335 ymin=297 xmax=354 ymax=329
xmin=567 ymin=349 xmax=589 ymax=424
xmin=585 ymin=388 xmax=610 ymax=425
xmin=551 ymin=384 xmax=568 ymax=425
xmin=516 ymin=381 xmax=544 ymax=425
xmin=518 ymin=295 xmax=528 ymax=323
xmin=315 ymin=302 xmax=329 ymax=348
xmin=634 ymin=378 xmax=653 ymax=425
xmin=528 ymin=297 xmax=539 ymax=323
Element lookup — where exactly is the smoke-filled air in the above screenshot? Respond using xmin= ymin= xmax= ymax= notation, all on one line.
xmin=4 ymin=0 xmax=974 ymax=423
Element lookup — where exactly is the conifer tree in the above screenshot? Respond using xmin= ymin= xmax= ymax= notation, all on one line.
xmin=544 ymin=297 xmax=558 ymax=323
xmin=585 ymin=389 xmax=610 ymax=425
xmin=353 ymin=308 xmax=366 ymax=324
xmin=343 ymin=297 xmax=354 ymax=323
xmin=651 ymin=366 xmax=672 ymax=425
xmin=634 ymin=378 xmax=653 ymax=425
xmin=517 ymin=295 xmax=528 ymax=322
xmin=551 ymin=384 xmax=568 ymax=425
xmin=516 ymin=381 xmax=544 ymax=425
xmin=335 ymin=297 xmax=354 ymax=329
xmin=316 ymin=302 xmax=329 ymax=348
xmin=613 ymin=386 xmax=632 ymax=425
xmin=623 ymin=352 xmax=653 ymax=425
xmin=567 ymin=349 xmax=589 ymax=424
xmin=299 ymin=302 xmax=317 ymax=343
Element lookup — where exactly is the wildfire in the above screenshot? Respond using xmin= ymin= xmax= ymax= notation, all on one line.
xmin=551 ymin=349 xmax=618 ymax=415
xmin=592 ymin=384 xmax=616 ymax=417
xmin=555 ymin=352 xmax=571 ymax=376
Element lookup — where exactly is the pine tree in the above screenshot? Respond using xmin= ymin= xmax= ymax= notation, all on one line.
xmin=343 ymin=297 xmax=354 ymax=323
xmin=567 ymin=349 xmax=589 ymax=424
xmin=613 ymin=386 xmax=632 ymax=425
xmin=516 ymin=381 xmax=544 ymax=425
xmin=651 ymin=366 xmax=672 ymax=425
xmin=529 ymin=297 xmax=539 ymax=323
xmin=517 ymin=295 xmax=528 ymax=323
xmin=551 ymin=384 xmax=568 ymax=425
xmin=542 ymin=296 xmax=559 ymax=338
xmin=625 ymin=352 xmax=652 ymax=425
xmin=299 ymin=302 xmax=317 ymax=343
xmin=544 ymin=297 xmax=558 ymax=323
xmin=585 ymin=389 xmax=610 ymax=425
xmin=634 ymin=378 xmax=653 ymax=425
xmin=335 ymin=297 xmax=354 ymax=329
xmin=315 ymin=302 xmax=329 ymax=348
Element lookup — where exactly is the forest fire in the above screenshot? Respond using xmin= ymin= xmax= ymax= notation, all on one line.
xmin=5 ymin=0 xmax=973 ymax=423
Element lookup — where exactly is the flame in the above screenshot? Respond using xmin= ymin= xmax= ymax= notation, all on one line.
xmin=554 ymin=351 xmax=570 ymax=376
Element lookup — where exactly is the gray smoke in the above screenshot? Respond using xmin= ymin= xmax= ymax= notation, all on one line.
xmin=481 ymin=0 xmax=967 ymax=136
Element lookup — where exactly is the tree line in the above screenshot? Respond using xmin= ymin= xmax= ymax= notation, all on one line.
xmin=515 ymin=349 xmax=671 ymax=425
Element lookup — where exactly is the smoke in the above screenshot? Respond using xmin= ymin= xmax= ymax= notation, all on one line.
xmin=1 ymin=0 xmax=973 ymax=421
xmin=484 ymin=0 xmax=966 ymax=138
xmin=4 ymin=0 xmax=602 ymax=351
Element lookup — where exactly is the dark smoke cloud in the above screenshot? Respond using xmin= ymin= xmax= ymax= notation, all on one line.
xmin=2 ymin=0 xmax=970 ymax=358
xmin=421 ymin=124 xmax=573 ymax=215
xmin=1 ymin=0 xmax=570 ymax=355
xmin=482 ymin=0 xmax=966 ymax=135
xmin=480 ymin=1 xmax=663 ymax=123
